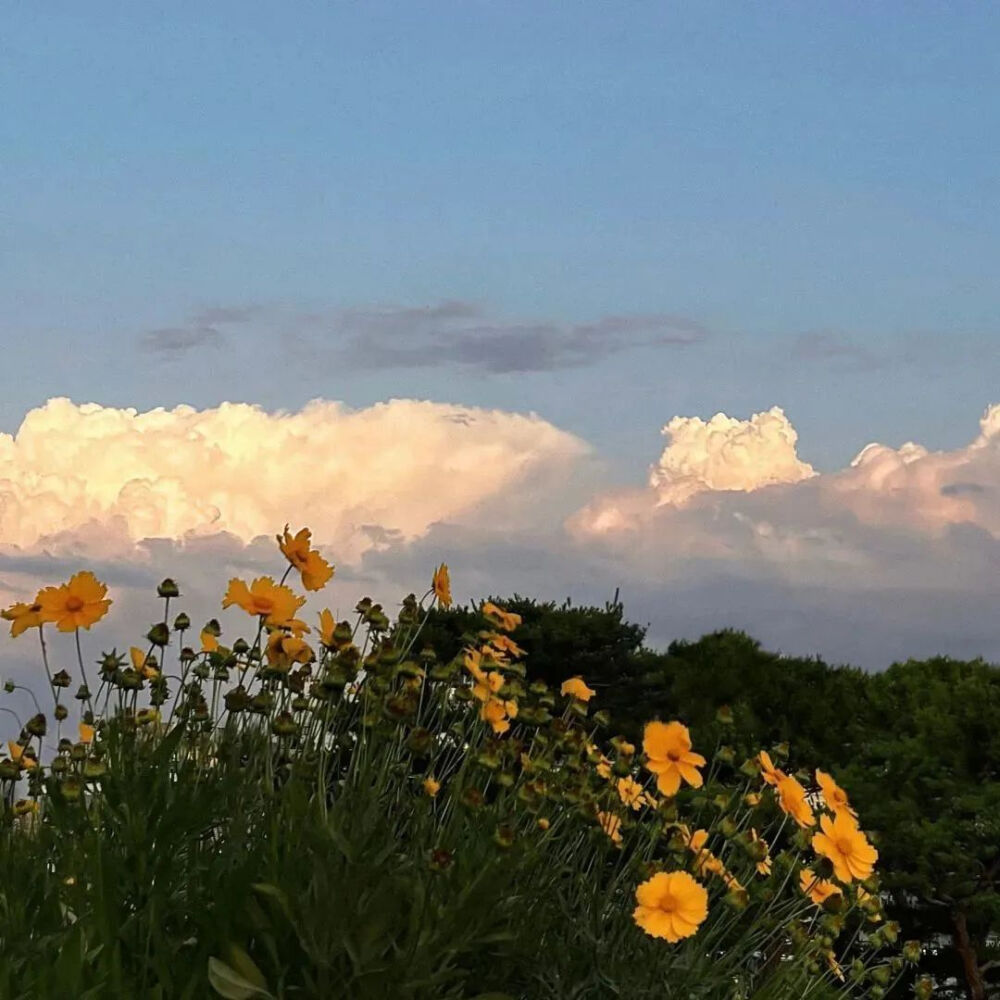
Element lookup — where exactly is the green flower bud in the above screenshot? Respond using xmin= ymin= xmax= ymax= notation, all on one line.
xmin=157 ymin=578 xmax=180 ymax=598
xmin=147 ymin=622 xmax=170 ymax=647
xmin=51 ymin=669 xmax=72 ymax=688
xmin=26 ymin=713 xmax=47 ymax=738
xmin=54 ymin=704 xmax=68 ymax=722
xmin=61 ymin=776 xmax=83 ymax=801
xmin=173 ymin=612 xmax=191 ymax=631
xmin=271 ymin=712 xmax=298 ymax=737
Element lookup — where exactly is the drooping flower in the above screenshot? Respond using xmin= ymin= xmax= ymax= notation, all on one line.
xmin=431 ymin=564 xmax=452 ymax=608
xmin=488 ymin=634 xmax=525 ymax=659
xmin=317 ymin=608 xmax=336 ymax=647
xmin=633 ymin=871 xmax=709 ymax=942
xmin=265 ymin=631 xmax=315 ymax=672
xmin=775 ymin=773 xmax=816 ymax=828
xmin=597 ymin=810 xmax=623 ymax=845
xmin=78 ymin=723 xmax=95 ymax=745
xmin=481 ymin=601 xmax=521 ymax=632
xmin=223 ymin=577 xmax=305 ymax=627
xmin=596 ymin=755 xmax=613 ymax=780
xmin=422 ymin=776 xmax=441 ymax=798
xmin=200 ymin=628 xmax=219 ymax=653
xmin=800 ymin=868 xmax=842 ymax=907
xmin=36 ymin=572 xmax=112 ymax=631
xmin=643 ymin=721 xmax=706 ymax=797
xmin=277 ymin=525 xmax=334 ymax=591
xmin=749 ymin=828 xmax=772 ymax=876
xmin=816 ymin=769 xmax=858 ymax=819
xmin=7 ymin=742 xmax=36 ymax=769
xmin=687 ymin=829 xmax=719 ymax=875
xmin=560 ymin=676 xmax=596 ymax=702
xmin=129 ymin=647 xmax=159 ymax=680
xmin=811 ymin=811 xmax=878 ymax=882
xmin=1 ymin=600 xmax=44 ymax=638
xmin=480 ymin=696 xmax=518 ymax=735
xmin=758 ymin=750 xmax=786 ymax=787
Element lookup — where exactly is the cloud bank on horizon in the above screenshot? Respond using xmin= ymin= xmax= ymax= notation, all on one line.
xmin=2 ymin=395 xmax=1000 ymax=672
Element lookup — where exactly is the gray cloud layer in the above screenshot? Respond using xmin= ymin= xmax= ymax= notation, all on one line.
xmin=140 ymin=301 xmax=708 ymax=373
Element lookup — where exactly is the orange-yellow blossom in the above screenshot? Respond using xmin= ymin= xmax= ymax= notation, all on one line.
xmin=643 ymin=721 xmax=705 ymax=797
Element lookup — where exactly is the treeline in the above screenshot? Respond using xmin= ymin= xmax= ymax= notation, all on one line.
xmin=423 ymin=596 xmax=1000 ymax=1000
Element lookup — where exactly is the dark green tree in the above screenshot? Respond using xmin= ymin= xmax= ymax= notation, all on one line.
xmin=842 ymin=658 xmax=1000 ymax=1000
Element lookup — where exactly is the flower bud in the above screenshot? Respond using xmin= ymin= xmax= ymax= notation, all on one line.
xmin=147 ymin=623 xmax=170 ymax=647
xmin=26 ymin=713 xmax=47 ymax=737
xmin=61 ymin=776 xmax=82 ymax=801
xmin=233 ymin=638 xmax=250 ymax=655
xmin=271 ymin=712 xmax=298 ymax=737
xmin=913 ymin=976 xmax=934 ymax=1000
xmin=52 ymin=669 xmax=72 ymax=688
xmin=173 ymin=612 xmax=191 ymax=631
xmin=54 ymin=704 xmax=68 ymax=722
xmin=157 ymin=578 xmax=180 ymax=598
xmin=2 ymin=680 xmax=14 ymax=693
xmin=902 ymin=940 xmax=922 ymax=964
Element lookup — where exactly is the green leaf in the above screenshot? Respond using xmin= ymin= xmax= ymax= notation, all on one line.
xmin=207 ymin=957 xmax=274 ymax=1000
xmin=225 ymin=945 xmax=269 ymax=990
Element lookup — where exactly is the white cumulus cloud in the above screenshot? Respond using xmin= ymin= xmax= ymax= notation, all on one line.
xmin=649 ymin=406 xmax=815 ymax=505
xmin=0 ymin=397 xmax=588 ymax=562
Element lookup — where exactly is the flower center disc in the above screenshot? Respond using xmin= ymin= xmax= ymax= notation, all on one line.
xmin=65 ymin=596 xmax=85 ymax=612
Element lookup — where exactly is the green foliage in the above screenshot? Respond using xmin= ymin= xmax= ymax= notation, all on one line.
xmin=0 ymin=568 xmax=908 ymax=999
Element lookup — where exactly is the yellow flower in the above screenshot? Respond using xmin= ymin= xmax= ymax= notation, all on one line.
xmin=488 ymin=634 xmax=525 ymax=659
xmin=687 ymin=830 xmax=725 ymax=880
xmin=812 ymin=811 xmax=878 ymax=882
xmin=7 ymin=742 xmax=36 ymax=769
xmin=560 ymin=676 xmax=596 ymax=702
xmin=824 ymin=950 xmax=845 ymax=981
xmin=816 ymin=769 xmax=858 ymax=819
xmin=758 ymin=750 xmax=786 ymax=787
xmin=223 ymin=577 xmax=305 ymax=626
xmin=432 ymin=564 xmax=452 ymax=608
xmin=481 ymin=601 xmax=521 ymax=632
xmin=1 ymin=600 xmax=44 ymax=638
xmin=596 ymin=756 xmax=612 ymax=780
xmin=78 ymin=723 xmax=95 ymax=745
xmin=129 ymin=646 xmax=159 ymax=680
xmin=800 ymin=868 xmax=842 ymax=907
xmin=745 ymin=792 xmax=761 ymax=807
xmin=277 ymin=525 xmax=334 ymax=591
xmin=318 ymin=608 xmax=336 ymax=647
xmin=617 ymin=739 xmax=636 ymax=757
xmin=480 ymin=696 xmax=518 ymax=734
xmin=643 ymin=721 xmax=706 ymax=797
xmin=422 ymin=776 xmax=441 ymax=798
xmin=597 ymin=810 xmax=623 ymax=845
xmin=200 ymin=628 xmax=219 ymax=653
xmin=775 ymin=773 xmax=816 ymax=828
xmin=617 ymin=776 xmax=648 ymax=810
xmin=633 ymin=871 xmax=708 ymax=942
xmin=749 ymin=828 xmax=772 ymax=876
xmin=537 ymin=817 xmax=551 ymax=830
xmin=36 ymin=571 xmax=111 ymax=631
xmin=266 ymin=631 xmax=314 ymax=671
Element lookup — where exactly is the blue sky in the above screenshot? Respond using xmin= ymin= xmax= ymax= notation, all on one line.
xmin=5 ymin=2 xmax=1000 ymax=476
xmin=4 ymin=4 xmax=1000 ymax=669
